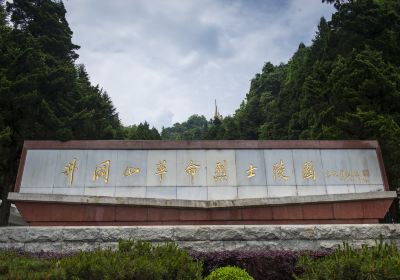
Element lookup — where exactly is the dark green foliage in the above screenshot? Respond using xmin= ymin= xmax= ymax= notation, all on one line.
xmin=0 ymin=251 xmax=63 ymax=279
xmin=295 ymin=240 xmax=400 ymax=279
xmin=6 ymin=0 xmax=79 ymax=61
xmin=192 ymin=0 xmax=400 ymax=196
xmin=0 ymin=241 xmax=203 ymax=280
xmin=0 ymin=0 xmax=122 ymax=225
xmin=204 ymin=266 xmax=254 ymax=280
xmin=60 ymin=240 xmax=203 ymax=279
xmin=122 ymin=122 xmax=161 ymax=140
xmin=161 ymin=115 xmax=209 ymax=140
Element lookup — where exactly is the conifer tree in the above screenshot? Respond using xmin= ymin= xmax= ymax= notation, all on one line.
xmin=0 ymin=0 xmax=122 ymax=225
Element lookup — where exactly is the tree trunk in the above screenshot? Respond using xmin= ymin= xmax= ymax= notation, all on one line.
xmin=0 ymin=184 xmax=11 ymax=226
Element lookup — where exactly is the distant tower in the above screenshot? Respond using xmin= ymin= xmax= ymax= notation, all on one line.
xmin=214 ymin=99 xmax=222 ymax=120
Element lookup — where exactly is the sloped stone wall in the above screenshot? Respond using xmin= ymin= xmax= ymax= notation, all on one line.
xmin=1 ymin=225 xmax=399 ymax=253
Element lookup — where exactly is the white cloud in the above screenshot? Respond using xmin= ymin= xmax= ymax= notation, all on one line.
xmin=64 ymin=0 xmax=335 ymax=129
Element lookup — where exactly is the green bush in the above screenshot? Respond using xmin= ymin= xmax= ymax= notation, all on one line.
xmin=60 ymin=240 xmax=202 ymax=280
xmin=0 ymin=251 xmax=63 ymax=279
xmin=204 ymin=266 xmax=254 ymax=280
xmin=295 ymin=240 xmax=400 ymax=280
xmin=0 ymin=241 xmax=202 ymax=280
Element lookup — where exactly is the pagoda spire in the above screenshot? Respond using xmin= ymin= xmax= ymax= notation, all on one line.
xmin=214 ymin=99 xmax=222 ymax=120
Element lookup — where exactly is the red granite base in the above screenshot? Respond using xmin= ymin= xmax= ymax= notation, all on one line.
xmin=15 ymin=198 xmax=392 ymax=226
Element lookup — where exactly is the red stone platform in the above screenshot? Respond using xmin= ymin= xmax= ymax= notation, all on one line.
xmin=8 ymin=191 xmax=395 ymax=226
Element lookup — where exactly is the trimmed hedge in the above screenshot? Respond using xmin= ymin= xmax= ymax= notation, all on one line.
xmin=204 ymin=266 xmax=254 ymax=280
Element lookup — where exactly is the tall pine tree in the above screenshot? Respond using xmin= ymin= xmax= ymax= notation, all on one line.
xmin=0 ymin=0 xmax=122 ymax=225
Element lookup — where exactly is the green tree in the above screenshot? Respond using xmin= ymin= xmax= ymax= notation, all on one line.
xmin=198 ymin=0 xmax=400 ymax=199
xmin=161 ymin=115 xmax=209 ymax=140
xmin=135 ymin=122 xmax=161 ymax=140
xmin=0 ymin=0 xmax=122 ymax=225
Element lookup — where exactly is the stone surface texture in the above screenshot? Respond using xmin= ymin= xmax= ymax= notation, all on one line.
xmin=18 ymin=148 xmax=385 ymax=201
xmin=1 ymin=225 xmax=400 ymax=253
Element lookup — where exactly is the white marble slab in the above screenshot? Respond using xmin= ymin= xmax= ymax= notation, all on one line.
xmin=206 ymin=150 xmax=237 ymax=187
xmin=115 ymin=150 xmax=147 ymax=187
xmin=84 ymin=186 xmax=115 ymax=197
xmin=84 ymin=150 xmax=118 ymax=188
xmin=21 ymin=150 xmax=59 ymax=188
xmin=207 ymin=186 xmax=237 ymax=200
xmin=321 ymin=150 xmax=353 ymax=185
xmin=52 ymin=187 xmax=85 ymax=196
xmin=355 ymin=184 xmax=384 ymax=193
xmin=293 ymin=149 xmax=325 ymax=186
xmin=19 ymin=187 xmax=52 ymax=194
xmin=147 ymin=151 xmax=177 ymax=187
xmin=146 ymin=187 xmax=177 ymax=199
xmin=236 ymin=150 xmax=266 ymax=186
xmin=297 ymin=186 xmax=327 ymax=196
xmin=264 ymin=150 xmax=296 ymax=186
xmin=238 ymin=186 xmax=268 ymax=199
xmin=176 ymin=150 xmax=207 ymax=187
xmin=20 ymin=148 xmax=387 ymax=200
xmin=53 ymin=150 xmax=88 ymax=188
xmin=348 ymin=149 xmax=383 ymax=185
xmin=326 ymin=185 xmax=355 ymax=195
xmin=115 ymin=187 xmax=146 ymax=198
xmin=177 ymin=187 xmax=207 ymax=200
xmin=267 ymin=185 xmax=297 ymax=197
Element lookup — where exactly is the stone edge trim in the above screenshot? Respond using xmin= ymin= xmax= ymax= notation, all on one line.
xmin=8 ymin=191 xmax=396 ymax=209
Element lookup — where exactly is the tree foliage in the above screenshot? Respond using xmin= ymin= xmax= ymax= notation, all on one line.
xmin=123 ymin=122 xmax=161 ymax=140
xmin=164 ymin=0 xmax=400 ymax=193
xmin=0 ymin=0 xmax=123 ymax=225
xmin=161 ymin=115 xmax=209 ymax=140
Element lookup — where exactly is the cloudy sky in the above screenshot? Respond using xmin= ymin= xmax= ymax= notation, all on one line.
xmin=63 ymin=0 xmax=334 ymax=130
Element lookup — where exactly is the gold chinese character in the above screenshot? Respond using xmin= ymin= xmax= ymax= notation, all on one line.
xmin=302 ymin=161 xmax=316 ymax=181
xmin=92 ymin=160 xmax=111 ymax=183
xmin=62 ymin=158 xmax=77 ymax=186
xmin=124 ymin=167 xmax=140 ymax=177
xmin=339 ymin=170 xmax=351 ymax=181
xmin=326 ymin=170 xmax=338 ymax=178
xmin=246 ymin=163 xmax=257 ymax=178
xmin=361 ymin=169 xmax=370 ymax=183
xmin=214 ymin=160 xmax=228 ymax=182
xmin=185 ymin=160 xmax=200 ymax=184
xmin=155 ymin=160 xmax=167 ymax=183
xmin=272 ymin=159 xmax=289 ymax=181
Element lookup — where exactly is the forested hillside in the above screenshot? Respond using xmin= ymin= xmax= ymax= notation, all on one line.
xmin=162 ymin=0 xmax=400 ymax=193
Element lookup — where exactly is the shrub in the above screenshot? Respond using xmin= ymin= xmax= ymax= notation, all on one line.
xmin=60 ymin=240 xmax=203 ymax=280
xmin=0 ymin=241 xmax=203 ymax=280
xmin=204 ymin=266 xmax=254 ymax=280
xmin=295 ymin=240 xmax=400 ymax=280
xmin=0 ymin=251 xmax=64 ymax=279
